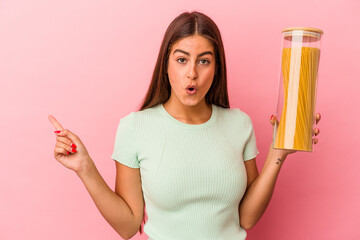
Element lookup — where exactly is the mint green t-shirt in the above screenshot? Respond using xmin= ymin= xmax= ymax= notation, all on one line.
xmin=111 ymin=104 xmax=259 ymax=240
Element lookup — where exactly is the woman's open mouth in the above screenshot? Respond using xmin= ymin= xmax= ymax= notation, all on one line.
xmin=186 ymin=85 xmax=197 ymax=95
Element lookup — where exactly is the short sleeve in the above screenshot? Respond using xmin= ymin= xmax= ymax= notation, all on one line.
xmin=243 ymin=117 xmax=260 ymax=161
xmin=111 ymin=112 xmax=140 ymax=168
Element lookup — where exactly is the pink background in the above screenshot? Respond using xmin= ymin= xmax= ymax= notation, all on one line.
xmin=1 ymin=0 xmax=359 ymax=239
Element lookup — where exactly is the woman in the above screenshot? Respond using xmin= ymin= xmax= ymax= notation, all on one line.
xmin=49 ymin=11 xmax=321 ymax=240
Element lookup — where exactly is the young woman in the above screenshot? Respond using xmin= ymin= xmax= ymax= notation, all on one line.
xmin=49 ymin=11 xmax=321 ymax=240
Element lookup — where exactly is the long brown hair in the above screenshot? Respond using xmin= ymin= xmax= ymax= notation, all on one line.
xmin=138 ymin=11 xmax=229 ymax=111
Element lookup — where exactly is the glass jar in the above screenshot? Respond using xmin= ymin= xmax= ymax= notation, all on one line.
xmin=273 ymin=27 xmax=323 ymax=152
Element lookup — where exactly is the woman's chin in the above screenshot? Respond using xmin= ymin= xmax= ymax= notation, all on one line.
xmin=181 ymin=98 xmax=205 ymax=107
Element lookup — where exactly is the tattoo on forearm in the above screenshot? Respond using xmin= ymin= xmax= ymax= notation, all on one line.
xmin=276 ymin=158 xmax=282 ymax=165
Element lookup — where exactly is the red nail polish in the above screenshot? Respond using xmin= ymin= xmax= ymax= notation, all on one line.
xmin=71 ymin=148 xmax=77 ymax=153
xmin=66 ymin=151 xmax=70 ymax=155
xmin=270 ymin=115 xmax=274 ymax=120
xmin=54 ymin=130 xmax=61 ymax=134
xmin=71 ymin=143 xmax=77 ymax=148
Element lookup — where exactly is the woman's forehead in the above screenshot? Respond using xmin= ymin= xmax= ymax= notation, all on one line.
xmin=171 ymin=35 xmax=214 ymax=54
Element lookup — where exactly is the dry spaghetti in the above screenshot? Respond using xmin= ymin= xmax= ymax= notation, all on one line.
xmin=274 ymin=46 xmax=320 ymax=151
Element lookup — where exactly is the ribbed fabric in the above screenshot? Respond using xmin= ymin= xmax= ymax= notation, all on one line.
xmin=111 ymin=104 xmax=259 ymax=240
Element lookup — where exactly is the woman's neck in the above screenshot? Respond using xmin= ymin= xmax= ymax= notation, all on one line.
xmin=162 ymin=99 xmax=212 ymax=125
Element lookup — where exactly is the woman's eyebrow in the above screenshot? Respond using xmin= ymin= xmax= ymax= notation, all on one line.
xmin=173 ymin=49 xmax=213 ymax=57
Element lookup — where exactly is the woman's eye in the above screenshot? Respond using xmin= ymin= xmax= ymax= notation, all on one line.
xmin=177 ymin=58 xmax=186 ymax=64
xmin=199 ymin=59 xmax=210 ymax=65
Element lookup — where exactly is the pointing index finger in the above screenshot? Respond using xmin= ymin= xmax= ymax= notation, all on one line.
xmin=48 ymin=115 xmax=64 ymax=130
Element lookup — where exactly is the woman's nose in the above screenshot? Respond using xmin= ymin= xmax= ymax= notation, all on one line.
xmin=187 ymin=62 xmax=198 ymax=80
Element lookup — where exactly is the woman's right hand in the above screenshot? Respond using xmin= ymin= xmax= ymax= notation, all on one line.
xmin=48 ymin=115 xmax=91 ymax=175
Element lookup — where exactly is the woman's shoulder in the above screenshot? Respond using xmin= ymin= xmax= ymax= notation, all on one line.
xmin=216 ymin=105 xmax=253 ymax=124
xmin=133 ymin=104 xmax=162 ymax=119
xmin=120 ymin=104 xmax=160 ymax=118
xmin=118 ymin=104 xmax=163 ymax=128
xmin=215 ymin=105 xmax=256 ymax=146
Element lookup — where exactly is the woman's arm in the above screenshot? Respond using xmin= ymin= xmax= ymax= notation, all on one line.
xmin=238 ymin=113 xmax=321 ymax=230
xmin=238 ymin=146 xmax=287 ymax=230
xmin=49 ymin=116 xmax=144 ymax=239
xmin=78 ymin=158 xmax=144 ymax=239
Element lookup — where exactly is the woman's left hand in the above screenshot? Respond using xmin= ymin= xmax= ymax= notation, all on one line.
xmin=270 ymin=113 xmax=321 ymax=156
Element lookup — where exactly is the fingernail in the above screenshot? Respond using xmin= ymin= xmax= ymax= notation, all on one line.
xmin=316 ymin=128 xmax=320 ymax=134
xmin=54 ymin=130 xmax=61 ymax=134
xmin=316 ymin=113 xmax=321 ymax=122
xmin=71 ymin=148 xmax=77 ymax=153
xmin=270 ymin=115 xmax=274 ymax=121
xmin=66 ymin=151 xmax=70 ymax=155
xmin=71 ymin=143 xmax=77 ymax=148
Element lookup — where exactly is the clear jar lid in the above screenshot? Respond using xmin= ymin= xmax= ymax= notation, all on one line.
xmin=282 ymin=27 xmax=323 ymax=42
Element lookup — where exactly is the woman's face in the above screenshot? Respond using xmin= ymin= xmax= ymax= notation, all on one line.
xmin=167 ymin=35 xmax=215 ymax=108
